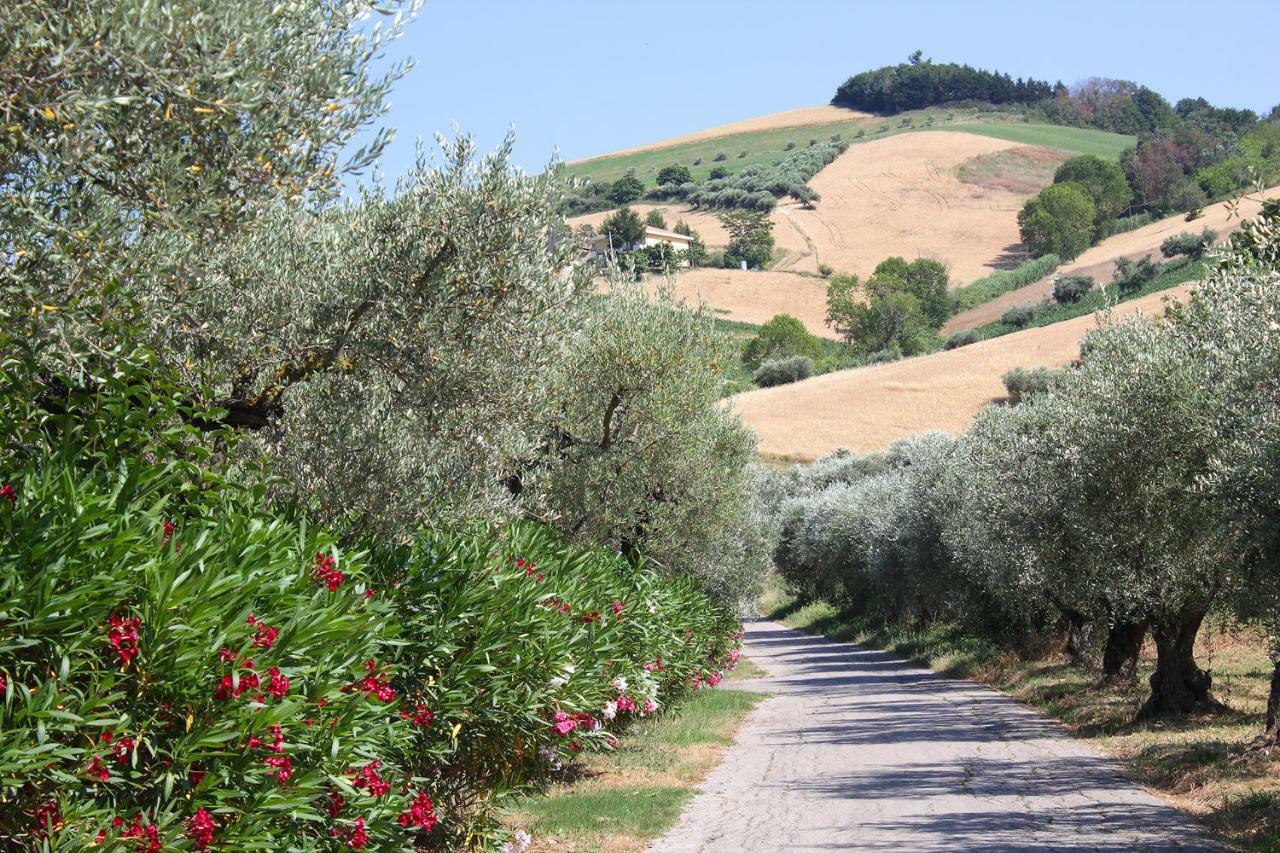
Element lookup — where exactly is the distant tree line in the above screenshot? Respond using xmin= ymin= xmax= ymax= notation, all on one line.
xmin=832 ymin=55 xmax=1058 ymax=114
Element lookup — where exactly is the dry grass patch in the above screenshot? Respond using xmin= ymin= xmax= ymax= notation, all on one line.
xmin=956 ymin=145 xmax=1068 ymax=195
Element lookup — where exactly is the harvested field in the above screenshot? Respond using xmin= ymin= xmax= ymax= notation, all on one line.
xmin=572 ymin=132 xmax=1071 ymax=336
xmin=730 ymin=285 xmax=1194 ymax=461
xmin=784 ymin=131 xmax=1054 ymax=283
xmin=642 ymin=268 xmax=838 ymax=340
xmin=945 ymin=186 xmax=1280 ymax=333
xmin=567 ymin=105 xmax=872 ymax=163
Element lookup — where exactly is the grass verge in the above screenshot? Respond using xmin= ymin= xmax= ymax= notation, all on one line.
xmin=504 ymin=680 xmax=765 ymax=852
xmin=762 ymin=579 xmax=1280 ymax=850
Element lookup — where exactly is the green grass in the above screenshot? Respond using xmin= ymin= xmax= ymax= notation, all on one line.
xmin=944 ymin=123 xmax=1137 ymax=158
xmin=972 ymin=258 xmax=1205 ymax=341
xmin=562 ymin=110 xmax=1136 ymax=192
xmin=506 ymin=687 xmax=764 ymax=851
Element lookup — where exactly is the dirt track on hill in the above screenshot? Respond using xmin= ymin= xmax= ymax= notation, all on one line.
xmin=650 ymin=620 xmax=1216 ymax=852
xmin=728 ymin=285 xmax=1193 ymax=461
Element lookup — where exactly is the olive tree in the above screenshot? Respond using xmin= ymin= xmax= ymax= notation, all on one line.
xmin=3 ymin=0 xmax=413 ymax=372
xmin=1062 ymin=317 xmax=1233 ymax=716
xmin=536 ymin=280 xmax=768 ymax=606
xmin=1167 ymin=198 xmax=1280 ymax=739
xmin=172 ymin=135 xmax=584 ymax=538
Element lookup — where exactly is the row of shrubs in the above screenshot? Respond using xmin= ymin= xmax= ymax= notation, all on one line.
xmin=1 ymin=380 xmax=743 ymax=850
xmin=647 ymin=141 xmax=849 ymax=211
xmin=948 ymin=254 xmax=1061 ymax=313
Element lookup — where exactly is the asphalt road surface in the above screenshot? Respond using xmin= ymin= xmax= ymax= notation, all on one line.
xmin=650 ymin=619 xmax=1217 ymax=852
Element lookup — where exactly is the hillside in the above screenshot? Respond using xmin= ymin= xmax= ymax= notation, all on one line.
xmin=563 ymin=106 xmax=1132 ymax=190
xmin=945 ymin=187 xmax=1280 ymax=332
xmin=728 ymin=285 xmax=1193 ymax=462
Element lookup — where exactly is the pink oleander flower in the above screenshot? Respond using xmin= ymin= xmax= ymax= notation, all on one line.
xmin=189 ymin=808 xmax=216 ymax=850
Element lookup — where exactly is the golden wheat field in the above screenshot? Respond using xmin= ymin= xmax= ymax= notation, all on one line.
xmin=729 ymin=285 xmax=1195 ymax=462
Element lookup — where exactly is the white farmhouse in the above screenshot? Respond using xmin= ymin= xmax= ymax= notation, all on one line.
xmin=587 ymin=225 xmax=694 ymax=259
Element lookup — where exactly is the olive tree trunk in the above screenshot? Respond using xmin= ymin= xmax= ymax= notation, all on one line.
xmin=1100 ymin=617 xmax=1148 ymax=685
xmin=1261 ymin=660 xmax=1280 ymax=745
xmin=1138 ymin=609 xmax=1217 ymax=718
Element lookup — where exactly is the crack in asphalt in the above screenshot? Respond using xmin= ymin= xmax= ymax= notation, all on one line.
xmin=648 ymin=619 xmax=1219 ymax=852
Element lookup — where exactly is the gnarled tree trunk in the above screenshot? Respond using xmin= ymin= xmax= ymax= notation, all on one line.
xmin=1139 ymin=608 xmax=1217 ymax=718
xmin=1054 ymin=602 xmax=1094 ymax=668
xmin=1100 ymin=616 xmax=1148 ymax=686
xmin=1261 ymin=660 xmax=1280 ymax=745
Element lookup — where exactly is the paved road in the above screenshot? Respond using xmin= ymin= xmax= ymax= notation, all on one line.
xmin=651 ymin=619 xmax=1216 ymax=852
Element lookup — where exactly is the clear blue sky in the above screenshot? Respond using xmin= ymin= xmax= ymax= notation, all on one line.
xmin=348 ymin=0 xmax=1280 ymax=186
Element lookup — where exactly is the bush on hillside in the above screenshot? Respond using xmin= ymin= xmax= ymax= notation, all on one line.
xmin=743 ymin=314 xmax=824 ymax=369
xmin=1003 ymin=366 xmax=1066 ymax=404
xmin=1112 ymin=255 xmax=1160 ymax=292
xmin=943 ymin=329 xmax=979 ymax=350
xmin=709 ymin=166 xmax=730 ymax=180
xmin=645 ymin=209 xmax=668 ymax=228
xmin=607 ymin=175 xmax=645 ymax=204
xmin=949 ymin=254 xmax=1061 ymax=313
xmin=1018 ymin=183 xmax=1097 ymax=259
xmin=1160 ymin=228 xmax=1218 ymax=259
xmin=1001 ymin=301 xmax=1048 ymax=328
xmin=754 ymin=356 xmax=815 ymax=388
xmin=713 ymin=152 xmax=729 ymax=162
xmin=601 ymin=206 xmax=646 ymax=249
xmin=721 ymin=209 xmax=775 ymax=269
xmin=656 ymin=164 xmax=692 ymax=186
xmin=1053 ymin=275 xmax=1095 ymax=304
xmin=1053 ymin=155 xmax=1132 ymax=235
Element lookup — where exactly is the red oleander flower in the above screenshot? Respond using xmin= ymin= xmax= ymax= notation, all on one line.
xmin=31 ymin=800 xmax=60 ymax=839
xmin=401 ymin=704 xmax=434 ymax=728
xmin=611 ymin=600 xmax=625 ymax=618
xmin=86 ymin=755 xmax=110 ymax=782
xmin=0 ymin=671 xmax=6 ymax=694
xmin=107 ymin=614 xmax=141 ymax=667
xmin=266 ymin=666 xmax=289 ymax=699
xmin=616 ymin=695 xmax=637 ymax=714
xmin=313 ymin=552 xmax=344 ymax=591
xmin=1 ymin=483 xmax=17 ymax=508
xmin=326 ymin=791 xmax=345 ymax=817
xmin=363 ymin=589 xmax=375 ymax=600
xmin=162 ymin=519 xmax=175 ymax=545
xmin=397 ymin=791 xmax=439 ymax=831
xmin=264 ymin=754 xmax=292 ymax=784
xmin=269 ymin=724 xmax=285 ymax=753
xmin=347 ymin=817 xmax=369 ymax=850
xmin=189 ymin=808 xmax=216 ymax=850
xmin=112 ymin=735 xmax=135 ymax=764
xmin=121 ymin=815 xmax=162 ymax=852
xmin=558 ymin=602 xmax=572 ymax=615
xmin=349 ymin=661 xmax=397 ymax=703
xmin=246 ymin=736 xmax=262 ymax=750
xmin=581 ymin=610 xmax=601 ymax=624
xmin=350 ymin=759 xmax=390 ymax=797
xmin=248 ymin=616 xmax=279 ymax=649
